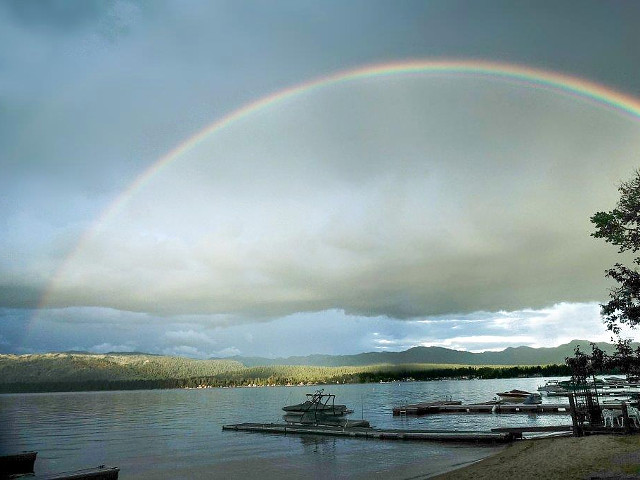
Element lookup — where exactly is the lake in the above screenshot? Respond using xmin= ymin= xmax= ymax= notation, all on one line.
xmin=0 ymin=377 xmax=571 ymax=479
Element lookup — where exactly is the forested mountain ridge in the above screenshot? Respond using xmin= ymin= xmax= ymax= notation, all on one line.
xmin=0 ymin=352 xmax=243 ymax=383
xmin=0 ymin=340 xmax=621 ymax=393
xmin=0 ymin=351 xmax=570 ymax=394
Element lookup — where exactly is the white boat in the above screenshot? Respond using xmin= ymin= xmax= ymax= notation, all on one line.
xmin=537 ymin=380 xmax=569 ymax=396
xmin=496 ymin=390 xmax=542 ymax=404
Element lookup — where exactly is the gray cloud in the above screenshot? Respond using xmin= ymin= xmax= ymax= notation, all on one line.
xmin=2 ymin=1 xmax=640 ymax=354
xmin=87 ymin=342 xmax=138 ymax=354
xmin=40 ymin=77 xmax=640 ymax=319
xmin=163 ymin=329 xmax=217 ymax=347
xmin=0 ymin=303 xmax=621 ymax=358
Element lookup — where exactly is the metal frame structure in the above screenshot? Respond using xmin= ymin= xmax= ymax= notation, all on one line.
xmin=568 ymin=375 xmax=602 ymax=433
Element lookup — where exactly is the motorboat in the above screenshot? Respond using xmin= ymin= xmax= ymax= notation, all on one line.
xmin=537 ymin=380 xmax=569 ymax=396
xmin=496 ymin=389 xmax=542 ymax=404
xmin=283 ymin=389 xmax=350 ymax=415
xmin=553 ymin=378 xmax=640 ymax=397
xmin=0 ymin=451 xmax=36 ymax=476
xmin=283 ymin=411 xmax=351 ymax=424
xmin=282 ymin=390 xmax=354 ymax=425
xmin=603 ymin=376 xmax=627 ymax=387
xmin=0 ymin=451 xmax=118 ymax=480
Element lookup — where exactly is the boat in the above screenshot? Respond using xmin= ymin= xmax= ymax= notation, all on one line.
xmin=283 ymin=389 xmax=350 ymax=415
xmin=550 ymin=378 xmax=640 ymax=397
xmin=282 ymin=390 xmax=354 ymax=425
xmin=0 ymin=450 xmax=37 ymax=476
xmin=283 ymin=411 xmax=359 ymax=425
xmin=537 ymin=380 xmax=569 ymax=396
xmin=496 ymin=390 xmax=542 ymax=404
xmin=0 ymin=451 xmax=118 ymax=480
xmin=522 ymin=392 xmax=543 ymax=404
xmin=39 ymin=465 xmax=119 ymax=480
xmin=556 ymin=378 xmax=606 ymax=391
xmin=603 ymin=376 xmax=627 ymax=386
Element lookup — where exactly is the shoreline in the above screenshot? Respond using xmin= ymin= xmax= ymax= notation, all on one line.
xmin=424 ymin=450 xmax=506 ymax=479
xmin=431 ymin=434 xmax=640 ymax=479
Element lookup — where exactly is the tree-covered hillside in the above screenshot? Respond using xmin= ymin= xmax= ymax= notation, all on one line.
xmin=0 ymin=352 xmax=243 ymax=383
xmin=0 ymin=352 xmax=571 ymax=393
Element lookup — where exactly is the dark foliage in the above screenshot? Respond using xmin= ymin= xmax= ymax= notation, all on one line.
xmin=592 ymin=169 xmax=640 ymax=333
xmin=565 ymin=340 xmax=640 ymax=380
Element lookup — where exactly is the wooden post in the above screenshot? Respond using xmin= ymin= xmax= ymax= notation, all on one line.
xmin=568 ymin=394 xmax=582 ymax=437
xmin=622 ymin=402 xmax=631 ymax=434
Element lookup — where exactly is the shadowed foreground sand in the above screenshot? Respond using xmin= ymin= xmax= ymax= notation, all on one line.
xmin=433 ymin=434 xmax=640 ymax=480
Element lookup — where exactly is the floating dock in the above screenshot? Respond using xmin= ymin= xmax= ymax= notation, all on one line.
xmin=392 ymin=401 xmax=571 ymax=416
xmin=222 ymin=422 xmax=514 ymax=443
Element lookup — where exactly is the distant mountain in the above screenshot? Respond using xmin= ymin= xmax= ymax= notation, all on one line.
xmin=221 ymin=340 xmax=629 ymax=367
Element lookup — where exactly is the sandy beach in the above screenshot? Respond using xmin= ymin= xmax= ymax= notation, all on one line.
xmin=433 ymin=434 xmax=640 ymax=479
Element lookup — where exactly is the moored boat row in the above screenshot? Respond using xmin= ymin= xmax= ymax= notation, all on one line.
xmin=538 ymin=377 xmax=640 ymax=399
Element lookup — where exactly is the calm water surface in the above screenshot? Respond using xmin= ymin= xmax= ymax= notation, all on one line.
xmin=1 ymin=378 xmax=571 ymax=479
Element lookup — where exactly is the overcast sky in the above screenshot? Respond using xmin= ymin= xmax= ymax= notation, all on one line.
xmin=3 ymin=0 xmax=640 ymax=358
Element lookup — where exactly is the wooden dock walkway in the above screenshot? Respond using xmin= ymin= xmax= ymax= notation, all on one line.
xmin=222 ymin=422 xmax=515 ymax=443
xmin=392 ymin=401 xmax=571 ymax=416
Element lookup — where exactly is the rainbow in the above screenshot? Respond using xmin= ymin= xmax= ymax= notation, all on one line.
xmin=41 ymin=59 xmax=640 ymax=309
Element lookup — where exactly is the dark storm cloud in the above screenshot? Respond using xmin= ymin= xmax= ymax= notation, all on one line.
xmin=3 ymin=0 xmax=107 ymax=31
xmin=2 ymin=1 xmax=640 ymax=355
xmin=42 ymin=77 xmax=640 ymax=318
xmin=1 ymin=303 xmax=614 ymax=357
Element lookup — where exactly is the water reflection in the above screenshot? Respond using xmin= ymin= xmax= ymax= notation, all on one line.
xmin=298 ymin=435 xmax=337 ymax=455
xmin=0 ymin=377 xmax=568 ymax=478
